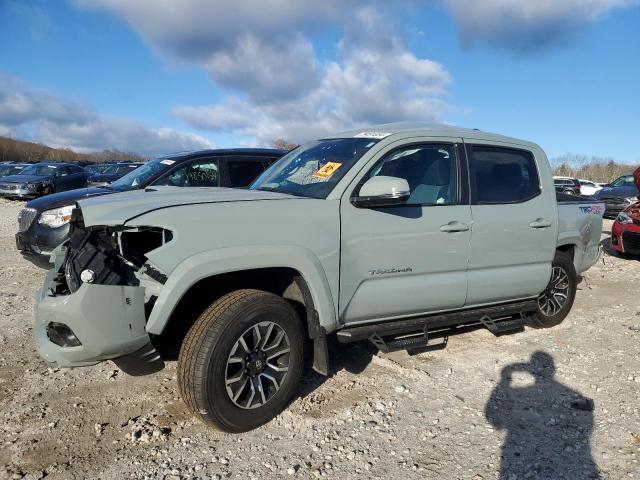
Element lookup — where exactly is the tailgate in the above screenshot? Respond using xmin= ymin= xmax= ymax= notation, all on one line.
xmin=557 ymin=197 xmax=604 ymax=273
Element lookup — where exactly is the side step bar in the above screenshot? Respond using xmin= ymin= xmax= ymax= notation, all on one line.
xmin=336 ymin=300 xmax=536 ymax=353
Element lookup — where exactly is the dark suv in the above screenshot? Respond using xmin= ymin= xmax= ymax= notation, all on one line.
xmin=0 ymin=162 xmax=89 ymax=199
xmin=16 ymin=149 xmax=285 ymax=266
xmin=553 ymin=177 xmax=581 ymax=196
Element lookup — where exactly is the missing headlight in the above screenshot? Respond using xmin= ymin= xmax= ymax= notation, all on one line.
xmin=119 ymin=227 xmax=172 ymax=267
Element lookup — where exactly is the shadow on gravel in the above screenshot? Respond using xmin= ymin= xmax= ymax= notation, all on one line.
xmin=294 ymin=338 xmax=375 ymax=401
xmin=485 ymin=351 xmax=601 ymax=479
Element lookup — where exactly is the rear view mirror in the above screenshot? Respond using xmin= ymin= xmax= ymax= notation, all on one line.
xmin=351 ymin=176 xmax=410 ymax=208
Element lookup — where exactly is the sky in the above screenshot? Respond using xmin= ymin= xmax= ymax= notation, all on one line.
xmin=0 ymin=0 xmax=639 ymax=162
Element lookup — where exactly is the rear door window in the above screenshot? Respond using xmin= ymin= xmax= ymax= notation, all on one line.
xmin=226 ymin=159 xmax=268 ymax=187
xmin=468 ymin=145 xmax=540 ymax=204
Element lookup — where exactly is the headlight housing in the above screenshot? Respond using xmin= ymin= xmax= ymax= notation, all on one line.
xmin=616 ymin=212 xmax=634 ymax=225
xmin=22 ymin=183 xmax=37 ymax=191
xmin=625 ymin=196 xmax=638 ymax=204
xmin=38 ymin=205 xmax=74 ymax=228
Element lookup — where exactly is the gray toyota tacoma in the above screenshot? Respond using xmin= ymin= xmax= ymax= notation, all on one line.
xmin=33 ymin=123 xmax=604 ymax=432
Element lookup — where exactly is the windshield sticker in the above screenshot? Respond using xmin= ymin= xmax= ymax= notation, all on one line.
xmin=313 ymin=162 xmax=342 ymax=178
xmin=355 ymin=131 xmax=391 ymax=139
xmin=160 ymin=160 xmax=175 ymax=165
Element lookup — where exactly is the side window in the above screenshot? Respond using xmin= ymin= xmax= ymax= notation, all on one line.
xmin=154 ymin=159 xmax=219 ymax=187
xmin=469 ymin=145 xmax=540 ymax=204
xmin=226 ymin=159 xmax=267 ymax=187
xmin=364 ymin=144 xmax=458 ymax=206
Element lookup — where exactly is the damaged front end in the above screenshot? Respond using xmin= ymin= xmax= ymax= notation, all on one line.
xmin=34 ymin=207 xmax=170 ymax=375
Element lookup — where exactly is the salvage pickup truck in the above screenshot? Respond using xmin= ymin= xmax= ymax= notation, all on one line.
xmin=33 ymin=123 xmax=604 ymax=432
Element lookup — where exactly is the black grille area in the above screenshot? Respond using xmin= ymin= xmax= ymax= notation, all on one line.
xmin=17 ymin=208 xmax=38 ymax=232
xmin=622 ymin=232 xmax=640 ymax=254
xmin=62 ymin=209 xmax=138 ymax=293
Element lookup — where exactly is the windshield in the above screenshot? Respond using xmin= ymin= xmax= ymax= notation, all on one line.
xmin=610 ymin=175 xmax=636 ymax=187
xmin=251 ymin=138 xmax=379 ymax=199
xmin=103 ymin=164 xmax=138 ymax=174
xmin=19 ymin=164 xmax=59 ymax=176
xmin=110 ymin=159 xmax=172 ymax=190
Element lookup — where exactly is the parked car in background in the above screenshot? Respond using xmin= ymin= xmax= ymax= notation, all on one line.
xmin=0 ymin=162 xmax=89 ymax=199
xmin=611 ymin=167 xmax=640 ymax=255
xmin=611 ymin=203 xmax=640 ymax=256
xmin=31 ymin=124 xmax=604 ymax=432
xmin=594 ymin=174 xmax=639 ymax=218
xmin=0 ymin=162 xmax=31 ymax=178
xmin=553 ymin=176 xmax=581 ymax=195
xmin=578 ymin=179 xmax=603 ymax=196
xmin=88 ymin=162 xmax=143 ymax=186
xmin=16 ymin=149 xmax=285 ymax=265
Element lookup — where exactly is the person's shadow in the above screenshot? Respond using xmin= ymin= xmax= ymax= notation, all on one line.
xmin=485 ymin=351 xmax=601 ymax=479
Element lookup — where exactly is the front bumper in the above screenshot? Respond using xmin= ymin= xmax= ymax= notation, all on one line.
xmin=612 ymin=221 xmax=640 ymax=255
xmin=34 ymin=269 xmax=152 ymax=368
xmin=16 ymin=222 xmax=71 ymax=267
xmin=1 ymin=188 xmax=36 ymax=199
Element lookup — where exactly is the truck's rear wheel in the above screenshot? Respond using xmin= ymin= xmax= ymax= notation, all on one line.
xmin=177 ymin=289 xmax=304 ymax=432
xmin=530 ymin=251 xmax=577 ymax=328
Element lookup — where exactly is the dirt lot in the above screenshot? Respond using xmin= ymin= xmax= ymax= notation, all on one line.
xmin=0 ymin=197 xmax=638 ymax=480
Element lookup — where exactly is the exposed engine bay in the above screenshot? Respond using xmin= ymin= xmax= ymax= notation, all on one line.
xmin=50 ymin=207 xmax=171 ymax=296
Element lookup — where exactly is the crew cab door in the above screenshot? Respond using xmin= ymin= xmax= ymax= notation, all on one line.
xmin=339 ymin=139 xmax=471 ymax=325
xmin=465 ymin=142 xmax=558 ymax=305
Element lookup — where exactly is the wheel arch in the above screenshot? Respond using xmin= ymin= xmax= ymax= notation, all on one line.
xmin=146 ymin=247 xmax=336 ymax=375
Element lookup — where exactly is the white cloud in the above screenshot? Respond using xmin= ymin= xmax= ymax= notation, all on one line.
xmin=164 ymin=5 xmax=452 ymax=144
xmin=0 ymin=72 xmax=213 ymax=155
xmin=75 ymin=0 xmax=355 ymax=103
xmin=442 ymin=0 xmax=639 ymax=50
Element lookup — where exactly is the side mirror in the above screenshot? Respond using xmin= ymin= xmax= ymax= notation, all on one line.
xmin=351 ymin=176 xmax=410 ymax=208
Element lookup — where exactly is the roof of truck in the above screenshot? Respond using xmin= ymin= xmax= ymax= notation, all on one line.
xmin=330 ymin=122 xmax=538 ymax=148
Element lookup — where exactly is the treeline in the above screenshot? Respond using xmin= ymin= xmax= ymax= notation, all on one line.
xmin=0 ymin=136 xmax=145 ymax=164
xmin=551 ymin=154 xmax=638 ymax=183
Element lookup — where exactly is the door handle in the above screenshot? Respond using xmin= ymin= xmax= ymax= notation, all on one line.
xmin=440 ymin=221 xmax=470 ymax=233
xmin=529 ymin=219 xmax=552 ymax=229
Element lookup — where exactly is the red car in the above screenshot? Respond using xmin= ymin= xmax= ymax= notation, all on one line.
xmin=611 ymin=167 xmax=640 ymax=255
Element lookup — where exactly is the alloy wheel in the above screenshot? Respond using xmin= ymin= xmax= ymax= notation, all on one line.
xmin=537 ymin=266 xmax=570 ymax=317
xmin=224 ymin=321 xmax=291 ymax=409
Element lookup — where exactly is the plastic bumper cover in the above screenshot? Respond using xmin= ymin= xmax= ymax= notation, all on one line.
xmin=34 ymin=269 xmax=151 ymax=368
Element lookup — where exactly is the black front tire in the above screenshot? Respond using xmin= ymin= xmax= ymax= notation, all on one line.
xmin=177 ymin=289 xmax=304 ymax=432
xmin=529 ymin=251 xmax=577 ymax=328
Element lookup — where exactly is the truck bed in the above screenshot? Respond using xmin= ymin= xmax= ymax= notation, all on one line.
xmin=556 ymin=193 xmax=604 ymax=273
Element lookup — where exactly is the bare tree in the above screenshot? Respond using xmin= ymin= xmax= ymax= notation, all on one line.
xmin=0 ymin=136 xmax=146 ymax=163
xmin=551 ymin=153 xmax=638 ymax=183
xmin=272 ymin=139 xmax=298 ymax=150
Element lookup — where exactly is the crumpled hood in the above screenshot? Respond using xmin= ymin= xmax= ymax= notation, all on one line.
xmin=625 ymin=201 xmax=640 ymax=220
xmin=77 ymin=186 xmax=301 ymax=226
xmin=0 ymin=174 xmax=49 ymax=184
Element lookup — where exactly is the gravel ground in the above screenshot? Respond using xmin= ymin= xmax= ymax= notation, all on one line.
xmin=0 ymin=196 xmax=639 ymax=480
